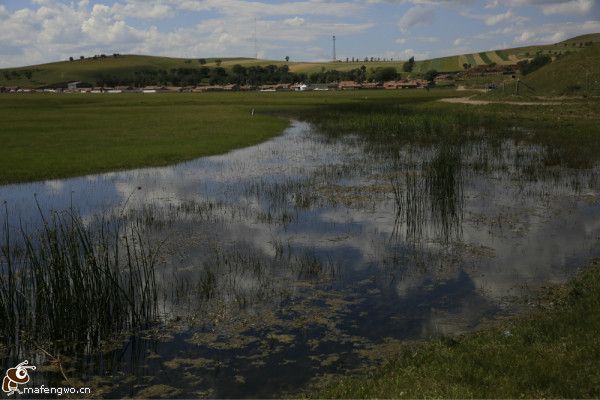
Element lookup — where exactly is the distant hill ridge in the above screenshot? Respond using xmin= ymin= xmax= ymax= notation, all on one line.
xmin=1 ymin=33 xmax=599 ymax=88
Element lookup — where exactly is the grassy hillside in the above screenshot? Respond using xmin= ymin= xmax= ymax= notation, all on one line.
xmin=522 ymin=44 xmax=600 ymax=96
xmin=481 ymin=43 xmax=600 ymax=97
xmin=413 ymin=33 xmax=600 ymax=73
xmin=1 ymin=34 xmax=599 ymax=88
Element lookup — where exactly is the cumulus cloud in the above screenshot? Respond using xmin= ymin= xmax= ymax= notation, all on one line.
xmin=0 ymin=0 xmax=371 ymax=67
xmin=541 ymin=0 xmax=594 ymax=15
xmin=0 ymin=0 xmax=598 ymax=67
xmin=284 ymin=17 xmax=306 ymax=26
xmin=512 ymin=19 xmax=600 ymax=44
xmin=398 ymin=6 xmax=436 ymax=30
xmin=484 ymin=0 xmax=595 ymax=15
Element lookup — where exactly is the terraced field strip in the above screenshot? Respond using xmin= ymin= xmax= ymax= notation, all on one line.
xmin=465 ymin=54 xmax=478 ymax=66
xmin=495 ymin=50 xmax=510 ymax=62
xmin=473 ymin=53 xmax=487 ymax=65
xmin=478 ymin=52 xmax=493 ymax=65
xmin=458 ymin=55 xmax=470 ymax=68
xmin=440 ymin=56 xmax=460 ymax=71
xmin=487 ymin=51 xmax=506 ymax=64
xmin=508 ymin=54 xmax=520 ymax=62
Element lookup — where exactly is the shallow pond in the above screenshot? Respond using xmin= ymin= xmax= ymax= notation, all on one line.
xmin=1 ymin=121 xmax=600 ymax=398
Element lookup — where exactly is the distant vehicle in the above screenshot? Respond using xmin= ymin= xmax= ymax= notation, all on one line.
xmin=487 ymin=83 xmax=497 ymax=90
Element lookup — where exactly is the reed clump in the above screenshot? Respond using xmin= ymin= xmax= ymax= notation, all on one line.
xmin=0 ymin=206 xmax=159 ymax=352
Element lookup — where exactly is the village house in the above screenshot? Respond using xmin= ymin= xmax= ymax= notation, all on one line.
xmin=308 ymin=83 xmax=334 ymax=91
xmin=142 ymin=85 xmax=167 ymax=93
xmin=399 ymin=80 xmax=419 ymax=89
xmin=338 ymin=81 xmax=362 ymax=90
xmin=259 ymin=84 xmax=290 ymax=91
xmin=290 ymin=83 xmax=308 ymax=91
xmin=223 ymin=84 xmax=239 ymax=91
xmin=361 ymin=82 xmax=382 ymax=90
xmin=383 ymin=81 xmax=402 ymax=89
xmin=67 ymin=81 xmax=81 ymax=90
xmin=194 ymin=85 xmax=225 ymax=92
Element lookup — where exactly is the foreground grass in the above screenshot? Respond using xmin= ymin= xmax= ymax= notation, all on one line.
xmin=314 ymin=264 xmax=600 ymax=398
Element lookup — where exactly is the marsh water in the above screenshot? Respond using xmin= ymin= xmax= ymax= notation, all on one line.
xmin=1 ymin=121 xmax=600 ymax=398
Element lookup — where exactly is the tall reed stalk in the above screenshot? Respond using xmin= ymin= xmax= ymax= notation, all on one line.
xmin=0 ymin=204 xmax=159 ymax=352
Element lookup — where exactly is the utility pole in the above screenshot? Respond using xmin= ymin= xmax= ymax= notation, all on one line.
xmin=254 ymin=17 xmax=258 ymax=59
xmin=332 ymin=35 xmax=336 ymax=62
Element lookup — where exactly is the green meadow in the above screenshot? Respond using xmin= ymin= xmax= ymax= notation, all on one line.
xmin=2 ymin=85 xmax=600 ymax=185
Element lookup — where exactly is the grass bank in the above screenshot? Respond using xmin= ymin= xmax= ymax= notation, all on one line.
xmin=313 ymin=263 xmax=600 ymax=398
xmin=0 ymin=93 xmax=289 ymax=184
xmin=2 ymin=90 xmax=599 ymax=185
xmin=0 ymin=90 xmax=457 ymax=184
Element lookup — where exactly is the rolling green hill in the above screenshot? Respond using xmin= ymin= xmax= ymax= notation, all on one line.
xmin=504 ymin=43 xmax=600 ymax=96
xmin=1 ymin=33 xmax=599 ymax=88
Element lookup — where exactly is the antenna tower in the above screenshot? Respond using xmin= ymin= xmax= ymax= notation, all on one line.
xmin=332 ymin=35 xmax=336 ymax=62
xmin=254 ymin=18 xmax=258 ymax=59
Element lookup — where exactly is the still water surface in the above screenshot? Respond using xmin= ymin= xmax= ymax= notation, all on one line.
xmin=1 ymin=121 xmax=599 ymax=398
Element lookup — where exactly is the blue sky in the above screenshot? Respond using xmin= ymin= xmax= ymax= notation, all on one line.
xmin=0 ymin=0 xmax=598 ymax=67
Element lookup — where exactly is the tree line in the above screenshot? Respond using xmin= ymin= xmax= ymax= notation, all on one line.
xmin=94 ymin=64 xmax=413 ymax=87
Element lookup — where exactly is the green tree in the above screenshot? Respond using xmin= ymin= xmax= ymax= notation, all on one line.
xmin=403 ymin=56 xmax=415 ymax=72
xmin=424 ymin=69 xmax=438 ymax=82
xmin=517 ymin=53 xmax=551 ymax=75
xmin=285 ymin=56 xmax=290 ymax=62
xmin=372 ymin=67 xmax=398 ymax=82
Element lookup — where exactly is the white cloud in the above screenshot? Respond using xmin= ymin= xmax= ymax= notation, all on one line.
xmin=512 ymin=19 xmax=600 ymax=44
xmin=111 ymin=1 xmax=173 ymax=19
xmin=284 ymin=17 xmax=306 ymax=26
xmin=485 ymin=9 xmax=514 ymax=25
xmin=384 ymin=48 xmax=430 ymax=60
xmin=398 ymin=6 xmax=435 ymax=30
xmin=172 ymin=0 xmax=364 ymax=17
xmin=0 ymin=0 xmax=372 ymax=67
xmin=541 ymin=0 xmax=594 ymax=15
xmin=483 ymin=0 xmax=595 ymax=15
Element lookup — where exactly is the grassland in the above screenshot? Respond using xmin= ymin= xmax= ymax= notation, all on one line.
xmin=0 ymin=93 xmax=290 ymax=184
xmin=2 ymin=83 xmax=600 ymax=185
xmin=2 ymin=34 xmax=599 ymax=88
xmin=1 ymin=90 xmax=462 ymax=184
xmin=312 ymin=262 xmax=600 ymax=398
xmin=465 ymin=43 xmax=600 ymax=98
